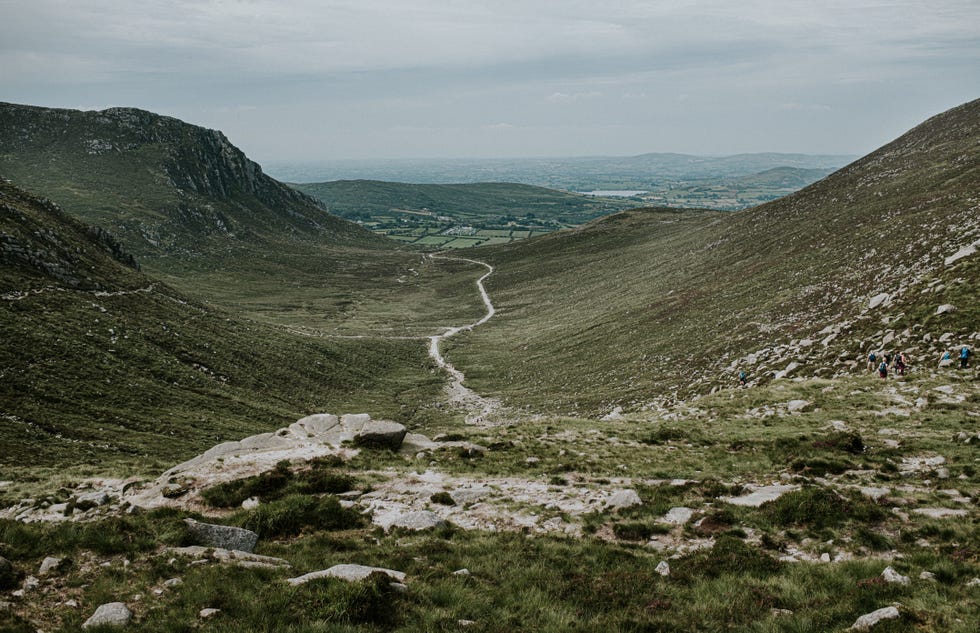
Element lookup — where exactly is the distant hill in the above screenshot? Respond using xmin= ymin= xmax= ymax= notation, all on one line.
xmin=450 ymin=99 xmax=980 ymax=413
xmin=0 ymin=178 xmax=439 ymax=470
xmin=0 ymin=102 xmax=383 ymax=260
xmin=266 ymin=153 xmax=856 ymax=191
xmin=730 ymin=166 xmax=834 ymax=189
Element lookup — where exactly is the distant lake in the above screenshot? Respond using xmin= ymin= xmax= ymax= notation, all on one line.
xmin=579 ymin=190 xmax=648 ymax=197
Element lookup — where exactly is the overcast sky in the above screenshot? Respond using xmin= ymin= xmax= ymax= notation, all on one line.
xmin=1 ymin=1 xmax=977 ymax=161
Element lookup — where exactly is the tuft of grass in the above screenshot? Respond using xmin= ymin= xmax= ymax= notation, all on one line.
xmin=237 ymin=494 xmax=364 ymax=538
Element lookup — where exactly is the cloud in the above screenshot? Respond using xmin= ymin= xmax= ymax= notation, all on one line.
xmin=547 ymin=91 xmax=602 ymax=103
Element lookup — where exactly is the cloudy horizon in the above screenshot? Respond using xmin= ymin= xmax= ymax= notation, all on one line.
xmin=1 ymin=1 xmax=977 ymax=162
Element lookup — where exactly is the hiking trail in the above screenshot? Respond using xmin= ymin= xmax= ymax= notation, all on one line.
xmin=426 ymin=253 xmax=502 ymax=424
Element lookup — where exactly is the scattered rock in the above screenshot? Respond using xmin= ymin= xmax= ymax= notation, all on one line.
xmin=919 ymin=571 xmax=935 ymax=581
xmin=944 ymin=241 xmax=978 ymax=266
xmin=601 ymin=406 xmax=624 ymax=421
xmin=935 ymin=304 xmax=956 ymax=315
xmin=458 ymin=620 xmax=477 ymax=627
xmin=199 ymin=608 xmax=221 ymax=619
xmin=849 ymin=605 xmax=900 ymax=630
xmin=655 ymin=561 xmax=670 ymax=577
xmin=911 ymin=508 xmax=968 ymax=519
xmin=163 ymin=578 xmax=183 ymax=588
xmin=82 ymin=602 xmax=132 ymax=629
xmin=881 ymin=566 xmax=910 ymax=585
xmin=606 ymin=489 xmax=642 ymax=510
xmin=771 ymin=608 xmax=794 ymax=617
xmin=353 ymin=420 xmax=408 ymax=449
xmin=241 ymin=496 xmax=260 ymax=510
xmin=76 ymin=490 xmax=111 ymax=508
xmin=286 ymin=564 xmax=406 ymax=586
xmin=859 ymin=487 xmax=890 ymax=501
xmin=452 ymin=568 xmax=471 ymax=577
xmin=820 ymin=553 xmax=831 ymax=563
xmin=184 ymin=518 xmax=258 ymax=553
xmin=966 ymin=577 xmax=980 ymax=588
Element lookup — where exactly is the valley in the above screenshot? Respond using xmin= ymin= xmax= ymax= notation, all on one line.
xmin=0 ymin=100 xmax=977 ymax=633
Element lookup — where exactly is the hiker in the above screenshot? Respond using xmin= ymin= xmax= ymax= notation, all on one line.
xmin=883 ymin=351 xmax=892 ymax=368
xmin=878 ymin=360 xmax=888 ymax=379
xmin=939 ymin=350 xmax=952 ymax=367
xmin=962 ymin=346 xmax=971 ymax=369
xmin=867 ymin=351 xmax=877 ymax=372
xmin=894 ymin=352 xmax=907 ymax=376
xmin=739 ymin=370 xmax=747 ymax=387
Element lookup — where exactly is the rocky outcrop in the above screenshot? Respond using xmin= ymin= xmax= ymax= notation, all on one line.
xmin=286 ymin=564 xmax=406 ymax=586
xmin=184 ymin=519 xmax=258 ymax=553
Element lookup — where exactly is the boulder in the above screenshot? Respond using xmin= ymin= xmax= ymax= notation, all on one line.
xmin=353 ymin=420 xmax=408 ymax=449
xmin=82 ymin=602 xmax=132 ymax=629
xmin=786 ymin=399 xmax=811 ymax=413
xmin=868 ymin=293 xmax=891 ymax=309
xmin=935 ymin=304 xmax=956 ymax=315
xmin=849 ymin=605 xmax=900 ymax=630
xmin=662 ymin=507 xmax=695 ymax=525
xmin=0 ymin=556 xmax=17 ymax=590
xmin=655 ymin=561 xmax=670 ymax=577
xmin=38 ymin=556 xmax=63 ymax=575
xmin=184 ymin=518 xmax=258 ymax=553
xmin=199 ymin=608 xmax=221 ymax=619
xmin=286 ymin=564 xmax=406 ymax=586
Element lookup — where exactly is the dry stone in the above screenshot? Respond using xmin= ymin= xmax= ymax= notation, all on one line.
xmin=881 ymin=566 xmax=910 ymax=585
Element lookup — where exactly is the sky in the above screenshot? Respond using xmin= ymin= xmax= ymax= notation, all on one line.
xmin=1 ymin=1 xmax=978 ymax=161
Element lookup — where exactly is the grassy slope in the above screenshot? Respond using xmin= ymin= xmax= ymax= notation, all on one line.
xmin=293 ymin=179 xmax=636 ymax=224
xmin=0 ymin=180 xmax=444 ymax=474
xmin=450 ymin=99 xmax=980 ymax=414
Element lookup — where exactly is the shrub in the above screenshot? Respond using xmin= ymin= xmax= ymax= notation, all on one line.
xmin=292 ymin=571 xmax=401 ymax=626
xmin=240 ymin=494 xmax=363 ymax=538
xmin=761 ymin=486 xmax=885 ymax=529
xmin=613 ymin=521 xmax=671 ymax=541
xmin=674 ymin=535 xmax=781 ymax=581
xmin=430 ymin=492 xmax=455 ymax=506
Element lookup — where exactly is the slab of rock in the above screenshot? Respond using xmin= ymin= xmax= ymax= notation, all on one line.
xmin=286 ymin=564 xmax=406 ymax=586
xmin=868 ymin=293 xmax=891 ymax=310
xmin=82 ymin=602 xmax=132 ymax=629
xmin=935 ymin=304 xmax=956 ymax=315
xmin=166 ymin=546 xmax=290 ymax=569
xmin=199 ymin=608 xmax=221 ymax=619
xmin=944 ymin=240 xmax=978 ymax=266
xmin=184 ymin=519 xmax=258 ymax=553
xmin=606 ymin=489 xmax=642 ymax=510
xmin=881 ymin=567 xmax=910 ymax=585
xmin=849 ymin=605 xmax=900 ymax=630
xmin=721 ymin=484 xmax=798 ymax=507
xmin=353 ymin=420 xmax=408 ymax=449
xmin=655 ymin=561 xmax=670 ymax=577
xmin=911 ymin=508 xmax=968 ymax=519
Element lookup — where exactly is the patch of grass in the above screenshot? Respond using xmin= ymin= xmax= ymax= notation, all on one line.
xmin=674 ymin=535 xmax=782 ymax=581
xmin=200 ymin=460 xmax=356 ymax=508
xmin=760 ymin=486 xmax=886 ymax=530
xmin=236 ymin=494 xmax=364 ymax=538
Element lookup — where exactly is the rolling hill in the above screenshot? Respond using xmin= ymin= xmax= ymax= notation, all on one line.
xmin=448 ymin=99 xmax=980 ymax=413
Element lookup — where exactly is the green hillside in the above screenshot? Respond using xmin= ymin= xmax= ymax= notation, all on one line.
xmin=292 ymin=179 xmax=637 ymax=248
xmin=0 ymin=179 xmax=443 ymax=473
xmin=449 ymin=99 xmax=980 ymax=414
xmin=0 ymin=103 xmax=487 ymax=333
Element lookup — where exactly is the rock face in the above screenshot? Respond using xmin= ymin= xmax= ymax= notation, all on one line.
xmin=184 ymin=518 xmax=258 ymax=553
xmin=82 ymin=602 xmax=132 ymax=629
xmin=286 ymin=564 xmax=407 ymax=586
xmin=353 ymin=420 xmax=408 ymax=449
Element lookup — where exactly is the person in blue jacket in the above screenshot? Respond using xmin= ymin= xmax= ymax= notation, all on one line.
xmin=961 ymin=346 xmax=971 ymax=369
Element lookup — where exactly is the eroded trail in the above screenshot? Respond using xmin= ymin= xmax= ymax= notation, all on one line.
xmin=426 ymin=254 xmax=502 ymax=424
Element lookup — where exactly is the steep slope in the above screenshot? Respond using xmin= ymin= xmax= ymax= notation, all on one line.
xmin=0 ymin=179 xmax=440 ymax=472
xmin=450 ymin=99 xmax=980 ymax=413
xmin=0 ymin=103 xmax=380 ymax=256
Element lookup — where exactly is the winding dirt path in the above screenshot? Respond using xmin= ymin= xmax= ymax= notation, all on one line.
xmin=426 ymin=253 xmax=502 ymax=424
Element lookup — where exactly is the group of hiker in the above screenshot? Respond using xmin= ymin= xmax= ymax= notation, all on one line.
xmin=867 ymin=346 xmax=971 ymax=378
xmin=868 ymin=350 xmax=910 ymax=378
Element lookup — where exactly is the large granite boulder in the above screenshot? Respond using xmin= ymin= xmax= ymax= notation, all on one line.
xmin=82 ymin=602 xmax=132 ymax=629
xmin=353 ymin=421 xmax=408 ymax=449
